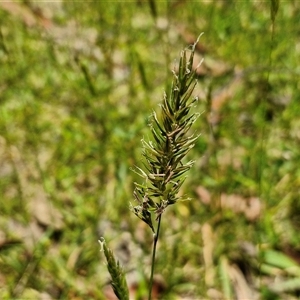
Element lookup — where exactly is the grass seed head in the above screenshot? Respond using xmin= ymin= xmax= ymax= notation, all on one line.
xmin=131 ymin=35 xmax=203 ymax=228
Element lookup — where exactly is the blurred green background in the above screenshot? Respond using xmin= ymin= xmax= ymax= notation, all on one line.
xmin=1 ymin=1 xmax=300 ymax=299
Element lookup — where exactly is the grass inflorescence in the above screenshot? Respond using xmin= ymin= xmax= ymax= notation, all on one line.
xmin=131 ymin=35 xmax=202 ymax=230
xmin=98 ymin=238 xmax=129 ymax=300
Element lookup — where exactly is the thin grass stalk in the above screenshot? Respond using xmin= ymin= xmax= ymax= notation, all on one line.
xmin=148 ymin=214 xmax=162 ymax=300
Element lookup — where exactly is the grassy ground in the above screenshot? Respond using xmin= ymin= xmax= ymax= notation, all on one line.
xmin=0 ymin=1 xmax=300 ymax=299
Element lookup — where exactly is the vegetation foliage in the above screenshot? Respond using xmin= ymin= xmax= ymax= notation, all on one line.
xmin=0 ymin=1 xmax=300 ymax=299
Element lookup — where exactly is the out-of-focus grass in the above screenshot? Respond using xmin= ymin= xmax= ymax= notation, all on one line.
xmin=0 ymin=1 xmax=300 ymax=299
